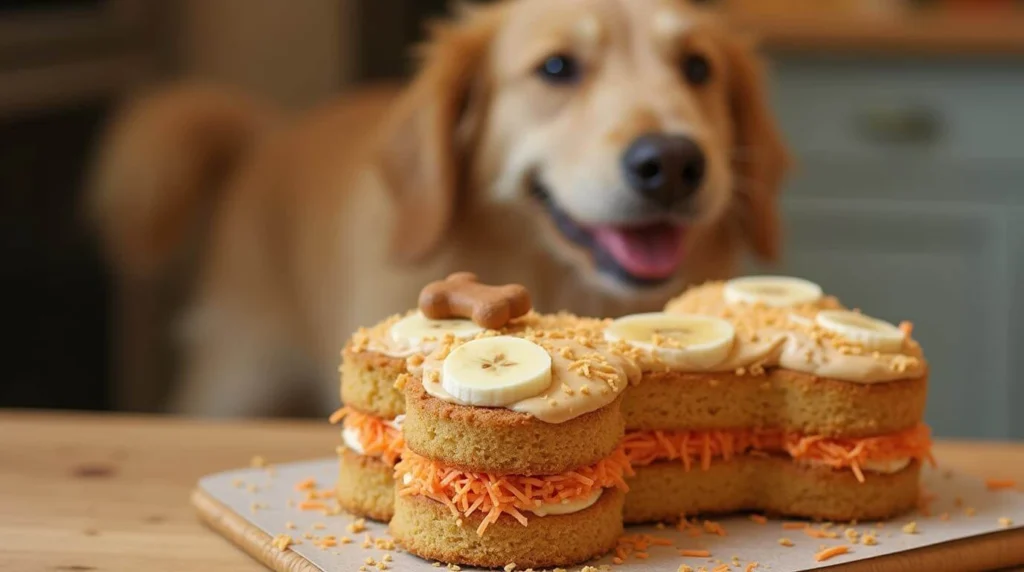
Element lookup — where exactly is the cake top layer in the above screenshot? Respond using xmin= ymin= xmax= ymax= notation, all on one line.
xmin=411 ymin=322 xmax=642 ymax=424
xmin=644 ymin=277 xmax=927 ymax=383
xmin=346 ymin=309 xmax=608 ymax=359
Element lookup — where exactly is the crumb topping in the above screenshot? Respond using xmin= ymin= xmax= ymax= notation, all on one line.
xmin=660 ymin=281 xmax=927 ymax=383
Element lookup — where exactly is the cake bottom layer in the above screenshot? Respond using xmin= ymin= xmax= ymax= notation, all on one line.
xmin=624 ymin=456 xmax=920 ymax=524
xmin=391 ymin=488 xmax=625 ymax=569
xmin=336 ymin=447 xmax=394 ymax=522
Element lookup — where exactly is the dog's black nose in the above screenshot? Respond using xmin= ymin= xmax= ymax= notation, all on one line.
xmin=621 ymin=134 xmax=706 ymax=208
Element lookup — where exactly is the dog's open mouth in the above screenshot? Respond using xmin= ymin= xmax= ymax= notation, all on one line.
xmin=531 ymin=181 xmax=688 ymax=287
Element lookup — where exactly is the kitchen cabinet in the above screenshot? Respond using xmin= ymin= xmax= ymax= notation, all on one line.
xmin=753 ymin=55 xmax=1024 ymax=439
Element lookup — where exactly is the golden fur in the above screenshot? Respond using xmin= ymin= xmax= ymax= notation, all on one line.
xmin=87 ymin=0 xmax=789 ymax=417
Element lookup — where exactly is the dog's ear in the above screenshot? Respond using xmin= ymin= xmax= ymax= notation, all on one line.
xmin=723 ymin=34 xmax=791 ymax=262
xmin=370 ymin=6 xmax=503 ymax=264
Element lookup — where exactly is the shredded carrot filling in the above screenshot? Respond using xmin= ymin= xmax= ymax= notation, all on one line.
xmin=395 ymin=447 xmax=633 ymax=536
xmin=331 ymin=407 xmax=404 ymax=466
xmin=623 ymin=424 xmax=934 ymax=483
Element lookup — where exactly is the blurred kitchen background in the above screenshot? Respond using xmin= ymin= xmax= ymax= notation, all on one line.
xmin=1 ymin=0 xmax=1022 ymax=439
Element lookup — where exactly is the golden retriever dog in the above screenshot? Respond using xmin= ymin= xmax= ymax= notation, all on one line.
xmin=88 ymin=0 xmax=789 ymax=418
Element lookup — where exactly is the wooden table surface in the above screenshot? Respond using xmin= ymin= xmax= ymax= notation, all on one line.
xmin=2 ymin=410 xmax=1023 ymax=572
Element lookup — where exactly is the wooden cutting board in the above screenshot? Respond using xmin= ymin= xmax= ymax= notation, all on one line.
xmin=191 ymin=459 xmax=1024 ymax=572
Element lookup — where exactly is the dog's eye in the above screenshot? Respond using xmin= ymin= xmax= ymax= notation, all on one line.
xmin=682 ymin=53 xmax=711 ymax=86
xmin=537 ymin=54 xmax=580 ymax=84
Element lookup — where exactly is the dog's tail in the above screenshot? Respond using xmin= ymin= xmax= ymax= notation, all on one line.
xmin=86 ymin=84 xmax=277 ymax=278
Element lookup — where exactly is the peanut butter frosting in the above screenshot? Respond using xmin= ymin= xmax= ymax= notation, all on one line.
xmin=347 ymin=310 xmax=608 ymax=359
xmin=653 ymin=281 xmax=927 ymax=384
xmin=412 ymin=326 xmax=643 ymax=424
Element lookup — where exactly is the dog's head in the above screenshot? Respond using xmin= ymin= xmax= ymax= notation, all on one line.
xmin=372 ymin=0 xmax=789 ymax=294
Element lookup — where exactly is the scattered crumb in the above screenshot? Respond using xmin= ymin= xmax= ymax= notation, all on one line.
xmin=503 ymin=563 xmax=516 ymax=571
xmin=302 ymin=532 xmax=314 ymax=540
xmin=862 ymin=534 xmax=878 ymax=546
xmin=678 ymin=566 xmax=694 ymax=572
xmin=998 ymin=517 xmax=1013 ymax=528
xmin=803 ymin=527 xmax=838 ymax=539
xmin=844 ymin=528 xmax=860 ymax=543
xmin=365 ymin=557 xmax=376 ymax=565
xmin=296 ymin=477 xmax=317 ymax=491
xmin=902 ymin=521 xmax=918 ymax=534
xmin=250 ymin=455 xmax=267 ymax=468
xmin=965 ymin=507 xmax=977 ymax=517
xmin=313 ymin=522 xmax=326 ymax=530
xmin=656 ymin=522 xmax=666 ymax=530
xmin=749 ymin=514 xmax=767 ymax=525
xmin=285 ymin=521 xmax=296 ymax=530
xmin=703 ymin=520 xmax=727 ymax=536
xmin=347 ymin=519 xmax=367 ymax=533
xmin=778 ymin=538 xmax=794 ymax=547
xmin=271 ymin=534 xmax=293 ymax=551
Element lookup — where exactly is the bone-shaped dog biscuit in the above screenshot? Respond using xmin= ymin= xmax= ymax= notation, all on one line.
xmin=418 ymin=272 xmax=532 ymax=330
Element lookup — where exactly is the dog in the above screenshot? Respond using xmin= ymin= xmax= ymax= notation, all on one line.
xmin=87 ymin=0 xmax=790 ymax=418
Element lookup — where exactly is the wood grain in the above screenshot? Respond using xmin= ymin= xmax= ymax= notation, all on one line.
xmin=721 ymin=7 xmax=1024 ymax=55
xmin=1 ymin=410 xmax=1022 ymax=571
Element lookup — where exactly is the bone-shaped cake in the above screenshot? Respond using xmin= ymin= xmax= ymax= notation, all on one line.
xmin=334 ymin=274 xmax=932 ymax=569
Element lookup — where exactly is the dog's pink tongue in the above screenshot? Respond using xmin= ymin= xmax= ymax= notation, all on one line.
xmin=592 ymin=224 xmax=687 ymax=280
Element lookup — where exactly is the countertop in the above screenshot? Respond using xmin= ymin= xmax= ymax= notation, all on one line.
xmin=1 ymin=410 xmax=1022 ymax=571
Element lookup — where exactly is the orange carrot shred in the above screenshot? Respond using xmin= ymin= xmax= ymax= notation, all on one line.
xmin=395 ymin=446 xmax=633 ymax=536
xmin=815 ymin=545 xmax=850 ymax=562
xmin=335 ymin=407 xmax=405 ymax=466
xmin=622 ymin=424 xmax=933 ymax=482
xmin=679 ymin=549 xmax=711 ymax=557
xmin=986 ymin=479 xmax=1017 ymax=491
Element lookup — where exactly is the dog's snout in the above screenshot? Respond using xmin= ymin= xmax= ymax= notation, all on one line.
xmin=621 ymin=134 xmax=706 ymax=208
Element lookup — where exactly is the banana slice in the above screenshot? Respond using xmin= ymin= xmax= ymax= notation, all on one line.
xmin=389 ymin=312 xmax=485 ymax=346
xmin=815 ymin=310 xmax=905 ymax=352
xmin=604 ymin=312 xmax=735 ymax=369
xmin=441 ymin=335 xmax=553 ymax=407
xmin=724 ymin=276 xmax=823 ymax=308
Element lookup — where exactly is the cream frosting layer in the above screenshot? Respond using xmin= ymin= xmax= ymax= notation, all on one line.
xmin=653 ymin=282 xmax=927 ymax=383
xmin=528 ymin=488 xmax=604 ymax=516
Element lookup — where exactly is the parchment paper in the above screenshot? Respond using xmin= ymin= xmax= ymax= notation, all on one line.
xmin=197 ymin=459 xmax=1024 ymax=571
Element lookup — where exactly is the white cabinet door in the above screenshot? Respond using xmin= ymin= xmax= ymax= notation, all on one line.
xmin=748 ymin=198 xmax=1011 ymax=439
xmin=1009 ymin=210 xmax=1024 ymax=440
